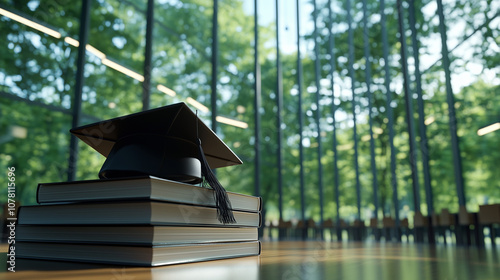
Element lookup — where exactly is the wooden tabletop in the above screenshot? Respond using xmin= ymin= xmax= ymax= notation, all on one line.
xmin=2 ymin=241 xmax=500 ymax=279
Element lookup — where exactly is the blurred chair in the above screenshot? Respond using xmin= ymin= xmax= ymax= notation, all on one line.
xmin=439 ymin=209 xmax=458 ymax=245
xmin=278 ymin=218 xmax=291 ymax=240
xmin=265 ymin=220 xmax=277 ymax=240
xmin=307 ymin=218 xmax=318 ymax=239
xmin=351 ymin=219 xmax=365 ymax=241
xmin=414 ymin=211 xmax=433 ymax=243
xmin=458 ymin=206 xmax=481 ymax=246
xmin=382 ymin=216 xmax=395 ymax=241
xmin=478 ymin=204 xmax=500 ymax=246
xmin=400 ymin=218 xmax=410 ymax=242
xmin=369 ymin=217 xmax=381 ymax=241
xmin=323 ymin=218 xmax=335 ymax=241
xmin=295 ymin=219 xmax=306 ymax=240
xmin=431 ymin=212 xmax=444 ymax=243
xmin=338 ymin=219 xmax=348 ymax=241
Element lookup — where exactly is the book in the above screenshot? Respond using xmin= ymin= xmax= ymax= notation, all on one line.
xmin=36 ymin=176 xmax=261 ymax=213
xmin=17 ymin=201 xmax=261 ymax=227
xmin=17 ymin=241 xmax=261 ymax=266
xmin=16 ymin=225 xmax=258 ymax=245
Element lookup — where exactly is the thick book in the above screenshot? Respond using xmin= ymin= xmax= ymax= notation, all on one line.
xmin=36 ymin=176 xmax=261 ymax=213
xmin=16 ymin=225 xmax=258 ymax=245
xmin=17 ymin=241 xmax=261 ymax=266
xmin=17 ymin=201 xmax=261 ymax=227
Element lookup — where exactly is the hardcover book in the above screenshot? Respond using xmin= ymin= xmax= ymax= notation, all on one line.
xmin=17 ymin=241 xmax=261 ymax=266
xmin=36 ymin=176 xmax=261 ymax=213
xmin=17 ymin=201 xmax=261 ymax=227
xmin=16 ymin=225 xmax=258 ymax=245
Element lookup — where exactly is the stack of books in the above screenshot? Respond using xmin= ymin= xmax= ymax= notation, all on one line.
xmin=16 ymin=176 xmax=262 ymax=266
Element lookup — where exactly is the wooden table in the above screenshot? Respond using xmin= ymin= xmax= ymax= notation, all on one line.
xmin=2 ymin=241 xmax=500 ymax=279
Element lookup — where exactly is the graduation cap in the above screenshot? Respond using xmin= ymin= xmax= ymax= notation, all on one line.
xmin=70 ymin=102 xmax=242 ymax=224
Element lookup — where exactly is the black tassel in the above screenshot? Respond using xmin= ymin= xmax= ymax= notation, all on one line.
xmin=197 ymin=138 xmax=236 ymax=224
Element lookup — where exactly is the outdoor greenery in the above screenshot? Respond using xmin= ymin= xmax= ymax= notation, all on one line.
xmin=1 ymin=0 xmax=499 ymax=224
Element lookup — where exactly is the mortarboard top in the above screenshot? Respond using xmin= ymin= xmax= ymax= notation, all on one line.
xmin=70 ymin=102 xmax=242 ymax=183
xmin=70 ymin=102 xmax=242 ymax=223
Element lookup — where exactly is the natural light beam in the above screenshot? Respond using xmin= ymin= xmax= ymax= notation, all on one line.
xmin=186 ymin=97 xmax=209 ymax=113
xmin=424 ymin=116 xmax=436 ymax=126
xmin=216 ymin=116 xmax=248 ymax=129
xmin=0 ymin=8 xmax=61 ymax=38
xmin=64 ymin=37 xmax=79 ymax=47
xmin=157 ymin=85 xmax=176 ymax=97
xmin=86 ymin=44 xmax=106 ymax=60
xmin=477 ymin=122 xmax=500 ymax=136
xmin=102 ymin=58 xmax=144 ymax=82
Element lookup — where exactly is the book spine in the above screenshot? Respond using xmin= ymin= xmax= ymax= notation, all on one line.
xmin=258 ymin=212 xmax=263 ymax=228
xmin=35 ymin=183 xmax=42 ymax=204
xmin=17 ymin=206 xmax=24 ymax=224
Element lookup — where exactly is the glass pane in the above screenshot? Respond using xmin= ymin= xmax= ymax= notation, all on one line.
xmin=0 ymin=1 xmax=79 ymax=206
